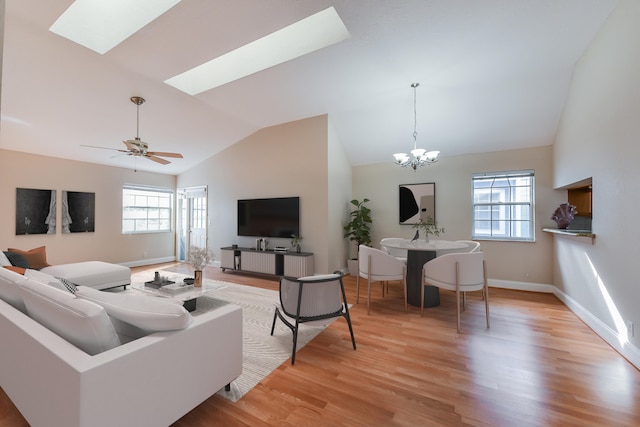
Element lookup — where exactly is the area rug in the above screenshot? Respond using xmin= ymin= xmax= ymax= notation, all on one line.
xmin=129 ymin=271 xmax=338 ymax=402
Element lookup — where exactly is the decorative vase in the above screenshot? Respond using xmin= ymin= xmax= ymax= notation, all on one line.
xmin=295 ymin=245 xmax=301 ymax=253
xmin=551 ymin=203 xmax=577 ymax=229
xmin=423 ymin=234 xmax=430 ymax=243
xmin=194 ymin=270 xmax=203 ymax=287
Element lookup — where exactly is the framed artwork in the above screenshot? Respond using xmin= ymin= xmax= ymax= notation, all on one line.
xmin=16 ymin=188 xmax=56 ymax=235
xmin=399 ymin=183 xmax=435 ymax=225
xmin=62 ymin=191 xmax=95 ymax=233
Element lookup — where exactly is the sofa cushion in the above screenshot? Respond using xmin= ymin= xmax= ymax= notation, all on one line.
xmin=4 ymin=251 xmax=30 ymax=269
xmin=19 ymin=279 xmax=121 ymax=355
xmin=75 ymin=286 xmax=193 ymax=333
xmin=0 ymin=267 xmax=28 ymax=313
xmin=40 ymin=261 xmax=131 ymax=290
xmin=0 ymin=251 xmax=11 ymax=266
xmin=7 ymin=246 xmax=50 ymax=270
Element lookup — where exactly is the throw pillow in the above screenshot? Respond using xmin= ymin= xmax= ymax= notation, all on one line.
xmin=0 ymin=251 xmax=11 ymax=267
xmin=3 ymin=265 xmax=26 ymax=275
xmin=56 ymin=277 xmax=79 ymax=294
xmin=7 ymin=246 xmax=50 ymax=270
xmin=75 ymin=286 xmax=193 ymax=332
xmin=4 ymin=251 xmax=30 ymax=269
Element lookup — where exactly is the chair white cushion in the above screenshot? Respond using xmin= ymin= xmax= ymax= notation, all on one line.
xmin=75 ymin=286 xmax=193 ymax=332
xmin=19 ymin=279 xmax=121 ymax=355
xmin=0 ymin=267 xmax=28 ymax=312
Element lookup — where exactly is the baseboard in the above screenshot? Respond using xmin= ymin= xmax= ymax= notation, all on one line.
xmin=488 ymin=278 xmax=555 ymax=293
xmin=121 ymin=256 xmax=176 ymax=268
xmin=488 ymin=278 xmax=640 ymax=370
xmin=553 ymin=288 xmax=640 ymax=369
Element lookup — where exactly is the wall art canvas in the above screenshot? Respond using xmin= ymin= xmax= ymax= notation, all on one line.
xmin=62 ymin=191 xmax=95 ymax=233
xmin=399 ymin=183 xmax=435 ymax=225
xmin=16 ymin=188 xmax=56 ymax=235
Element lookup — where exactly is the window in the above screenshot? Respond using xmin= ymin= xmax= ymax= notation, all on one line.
xmin=472 ymin=170 xmax=534 ymax=241
xmin=122 ymin=185 xmax=173 ymax=234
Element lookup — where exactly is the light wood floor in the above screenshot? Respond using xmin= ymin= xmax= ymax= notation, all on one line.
xmin=2 ymin=263 xmax=639 ymax=426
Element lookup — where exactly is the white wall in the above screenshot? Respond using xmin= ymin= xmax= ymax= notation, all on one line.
xmin=0 ymin=149 xmax=176 ymax=265
xmin=553 ymin=0 xmax=640 ymax=352
xmin=327 ymin=117 xmax=353 ymax=273
xmin=177 ymin=114 xmax=351 ymax=274
xmin=353 ymin=145 xmax=564 ymax=285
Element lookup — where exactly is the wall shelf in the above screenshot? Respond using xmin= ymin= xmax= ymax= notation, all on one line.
xmin=542 ymin=228 xmax=595 ymax=241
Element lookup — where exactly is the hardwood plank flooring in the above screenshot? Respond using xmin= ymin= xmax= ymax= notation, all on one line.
xmin=1 ymin=263 xmax=639 ymax=426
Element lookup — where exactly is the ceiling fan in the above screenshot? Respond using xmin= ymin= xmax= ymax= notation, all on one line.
xmin=82 ymin=96 xmax=183 ymax=165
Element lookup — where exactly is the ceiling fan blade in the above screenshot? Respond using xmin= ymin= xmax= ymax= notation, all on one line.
xmin=146 ymin=155 xmax=171 ymax=165
xmin=81 ymin=144 xmax=127 ymax=153
xmin=146 ymin=151 xmax=183 ymax=158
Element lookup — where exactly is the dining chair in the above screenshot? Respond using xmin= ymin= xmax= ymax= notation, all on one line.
xmin=456 ymin=240 xmax=481 ymax=252
xmin=421 ymin=251 xmax=489 ymax=332
xmin=379 ymin=238 xmax=408 ymax=263
xmin=270 ymin=271 xmax=356 ymax=365
xmin=358 ymin=245 xmax=407 ymax=315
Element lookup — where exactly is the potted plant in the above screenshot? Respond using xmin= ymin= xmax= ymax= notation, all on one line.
xmin=290 ymin=234 xmax=303 ymax=253
xmin=187 ymin=245 xmax=214 ymax=287
xmin=343 ymin=198 xmax=372 ymax=276
xmin=412 ymin=217 xmax=445 ymax=243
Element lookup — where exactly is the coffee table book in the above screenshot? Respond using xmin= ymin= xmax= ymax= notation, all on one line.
xmin=144 ymin=279 xmax=175 ymax=289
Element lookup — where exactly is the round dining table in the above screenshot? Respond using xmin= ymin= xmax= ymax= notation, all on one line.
xmin=380 ymin=239 xmax=469 ymax=307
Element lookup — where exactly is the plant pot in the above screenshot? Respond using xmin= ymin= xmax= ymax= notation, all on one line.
xmin=347 ymin=258 xmax=359 ymax=277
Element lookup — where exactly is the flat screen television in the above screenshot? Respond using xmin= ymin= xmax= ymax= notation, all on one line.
xmin=237 ymin=197 xmax=300 ymax=238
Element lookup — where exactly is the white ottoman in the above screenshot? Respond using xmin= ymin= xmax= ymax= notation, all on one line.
xmin=40 ymin=261 xmax=131 ymax=290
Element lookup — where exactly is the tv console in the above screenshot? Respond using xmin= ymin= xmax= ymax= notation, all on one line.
xmin=220 ymin=247 xmax=314 ymax=278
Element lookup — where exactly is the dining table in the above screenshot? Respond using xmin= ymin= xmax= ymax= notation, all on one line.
xmin=380 ymin=238 xmax=469 ymax=307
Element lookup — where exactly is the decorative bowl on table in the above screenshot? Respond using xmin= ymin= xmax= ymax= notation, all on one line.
xmin=184 ymin=277 xmax=195 ymax=285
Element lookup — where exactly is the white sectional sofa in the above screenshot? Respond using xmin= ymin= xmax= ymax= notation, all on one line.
xmin=0 ymin=267 xmax=243 ymax=427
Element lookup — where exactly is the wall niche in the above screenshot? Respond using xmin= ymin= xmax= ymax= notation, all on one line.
xmin=566 ymin=178 xmax=592 ymax=231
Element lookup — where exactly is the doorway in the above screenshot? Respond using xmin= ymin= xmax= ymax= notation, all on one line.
xmin=177 ymin=186 xmax=208 ymax=261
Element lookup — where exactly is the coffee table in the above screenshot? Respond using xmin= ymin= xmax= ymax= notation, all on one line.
xmin=132 ymin=279 xmax=227 ymax=312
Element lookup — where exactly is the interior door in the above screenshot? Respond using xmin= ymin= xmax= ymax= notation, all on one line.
xmin=177 ymin=186 xmax=208 ymax=261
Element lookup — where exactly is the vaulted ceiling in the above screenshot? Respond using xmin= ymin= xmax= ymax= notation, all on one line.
xmin=0 ymin=0 xmax=617 ymax=174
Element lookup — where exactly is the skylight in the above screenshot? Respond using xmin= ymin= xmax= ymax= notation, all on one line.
xmin=49 ymin=0 xmax=182 ymax=55
xmin=164 ymin=7 xmax=350 ymax=95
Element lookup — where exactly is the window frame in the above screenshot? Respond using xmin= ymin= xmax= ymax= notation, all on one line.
xmin=122 ymin=184 xmax=174 ymax=234
xmin=471 ymin=169 xmax=535 ymax=242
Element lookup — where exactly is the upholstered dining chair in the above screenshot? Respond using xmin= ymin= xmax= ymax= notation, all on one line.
xmin=421 ymin=251 xmax=489 ymax=333
xmin=270 ymin=272 xmax=356 ymax=365
xmin=358 ymin=245 xmax=407 ymax=315
xmin=456 ymin=240 xmax=481 ymax=252
xmin=379 ymin=237 xmax=408 ymax=263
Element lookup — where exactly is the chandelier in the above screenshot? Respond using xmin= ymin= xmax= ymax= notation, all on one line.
xmin=393 ymin=83 xmax=440 ymax=170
